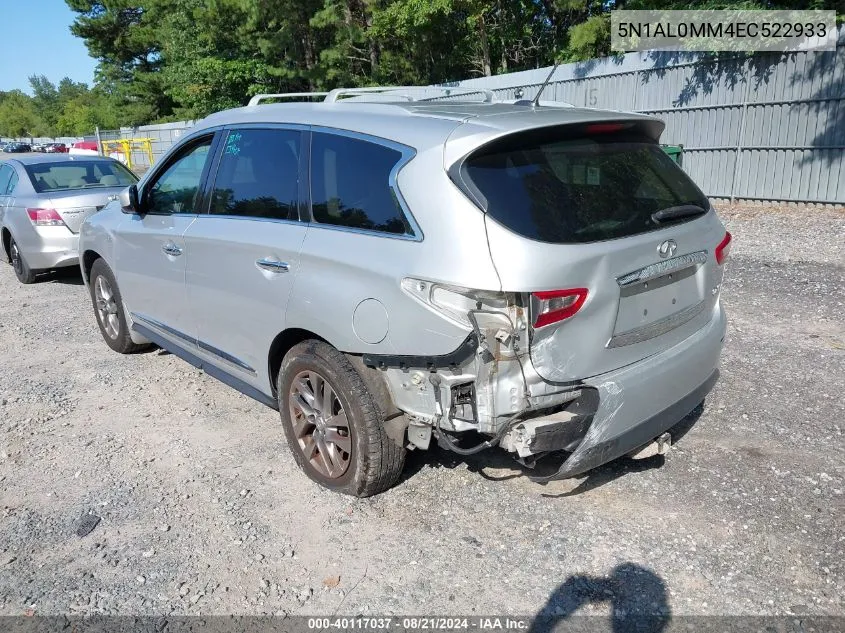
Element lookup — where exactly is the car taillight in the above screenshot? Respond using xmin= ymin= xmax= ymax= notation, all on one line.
xmin=531 ymin=288 xmax=588 ymax=328
xmin=715 ymin=231 xmax=732 ymax=265
xmin=27 ymin=208 xmax=66 ymax=227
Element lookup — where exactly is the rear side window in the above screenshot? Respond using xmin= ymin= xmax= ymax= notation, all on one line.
xmin=310 ymin=132 xmax=412 ymax=236
xmin=0 ymin=165 xmax=11 ymax=194
xmin=6 ymin=170 xmax=18 ymax=194
xmin=210 ymin=129 xmax=301 ymax=220
xmin=25 ymin=160 xmax=137 ymax=193
xmin=460 ymin=129 xmax=709 ymax=243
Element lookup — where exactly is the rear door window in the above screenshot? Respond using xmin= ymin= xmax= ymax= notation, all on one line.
xmin=460 ymin=128 xmax=709 ymax=243
xmin=310 ymin=132 xmax=413 ymax=236
xmin=0 ymin=165 xmax=12 ymax=195
xmin=210 ymin=129 xmax=301 ymax=221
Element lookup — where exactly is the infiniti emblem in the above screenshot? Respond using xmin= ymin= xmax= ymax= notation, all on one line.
xmin=657 ymin=239 xmax=677 ymax=259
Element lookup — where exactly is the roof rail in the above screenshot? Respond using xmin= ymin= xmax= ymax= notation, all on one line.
xmin=415 ymin=87 xmax=495 ymax=103
xmin=247 ymin=86 xmax=497 ymax=106
xmin=248 ymin=92 xmax=329 ymax=106
xmin=324 ymin=86 xmax=495 ymax=103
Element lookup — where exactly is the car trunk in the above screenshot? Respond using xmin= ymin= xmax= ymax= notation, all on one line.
xmin=453 ymin=122 xmax=728 ymax=382
xmin=44 ymin=188 xmax=124 ymax=234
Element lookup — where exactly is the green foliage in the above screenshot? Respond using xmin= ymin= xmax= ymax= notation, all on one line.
xmin=14 ymin=0 xmax=833 ymax=132
xmin=0 ymin=91 xmax=43 ymax=137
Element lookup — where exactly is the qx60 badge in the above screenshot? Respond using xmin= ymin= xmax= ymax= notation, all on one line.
xmin=657 ymin=239 xmax=677 ymax=259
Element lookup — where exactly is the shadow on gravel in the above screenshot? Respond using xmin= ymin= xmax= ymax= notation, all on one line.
xmin=528 ymin=563 xmax=671 ymax=633
xmin=41 ymin=267 xmax=85 ymax=286
xmin=402 ymin=402 xmax=705 ymax=495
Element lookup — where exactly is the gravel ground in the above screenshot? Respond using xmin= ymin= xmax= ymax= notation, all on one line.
xmin=0 ymin=205 xmax=843 ymax=620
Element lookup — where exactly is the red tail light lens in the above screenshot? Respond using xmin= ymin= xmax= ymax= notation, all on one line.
xmin=715 ymin=231 xmax=732 ymax=265
xmin=27 ymin=208 xmax=66 ymax=227
xmin=532 ymin=288 xmax=588 ymax=328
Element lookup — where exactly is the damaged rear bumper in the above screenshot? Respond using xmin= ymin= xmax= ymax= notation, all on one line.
xmin=530 ymin=369 xmax=718 ymax=481
xmin=530 ymin=305 xmax=725 ymax=481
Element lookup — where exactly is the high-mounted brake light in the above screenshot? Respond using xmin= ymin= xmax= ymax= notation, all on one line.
xmin=715 ymin=231 xmax=732 ymax=265
xmin=27 ymin=208 xmax=65 ymax=227
xmin=532 ymin=288 xmax=588 ymax=328
xmin=585 ymin=123 xmax=629 ymax=134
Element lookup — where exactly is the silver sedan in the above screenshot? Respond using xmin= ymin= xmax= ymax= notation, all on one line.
xmin=0 ymin=154 xmax=137 ymax=283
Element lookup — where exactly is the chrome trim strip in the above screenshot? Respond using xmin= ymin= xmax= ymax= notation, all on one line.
xmin=132 ymin=322 xmax=277 ymax=409
xmin=196 ymin=214 xmax=303 ymax=226
xmin=132 ymin=312 xmax=194 ymax=346
xmin=607 ymin=300 xmax=707 ymax=348
xmin=131 ymin=313 xmax=256 ymax=375
xmin=196 ymin=341 xmax=257 ymax=375
xmin=617 ymin=251 xmax=708 ymax=287
xmin=619 ymin=263 xmax=697 ymax=298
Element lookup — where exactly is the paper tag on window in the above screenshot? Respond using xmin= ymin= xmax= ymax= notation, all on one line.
xmin=587 ymin=166 xmax=600 ymax=185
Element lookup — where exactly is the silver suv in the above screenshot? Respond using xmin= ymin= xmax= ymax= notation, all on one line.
xmin=79 ymin=88 xmax=730 ymax=496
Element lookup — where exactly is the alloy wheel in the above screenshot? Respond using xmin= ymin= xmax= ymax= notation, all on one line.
xmin=10 ymin=241 xmax=22 ymax=276
xmin=288 ymin=370 xmax=352 ymax=479
xmin=94 ymin=275 xmax=120 ymax=339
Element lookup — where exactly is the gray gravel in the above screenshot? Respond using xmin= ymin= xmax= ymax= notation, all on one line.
xmin=0 ymin=205 xmax=843 ymax=618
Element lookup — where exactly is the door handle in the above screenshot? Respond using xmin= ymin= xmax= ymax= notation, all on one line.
xmin=256 ymin=258 xmax=290 ymax=273
xmin=162 ymin=242 xmax=183 ymax=257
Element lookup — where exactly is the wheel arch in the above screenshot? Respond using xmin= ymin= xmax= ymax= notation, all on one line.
xmin=1 ymin=227 xmax=10 ymax=263
xmin=267 ymin=328 xmax=402 ymax=425
xmin=268 ymin=328 xmax=329 ymax=399
xmin=81 ymin=249 xmax=103 ymax=283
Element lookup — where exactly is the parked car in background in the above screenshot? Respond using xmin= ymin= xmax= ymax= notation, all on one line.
xmin=78 ymin=87 xmax=730 ymax=497
xmin=32 ymin=143 xmax=48 ymax=152
xmin=0 ymin=154 xmax=138 ymax=283
xmin=44 ymin=143 xmax=69 ymax=154
xmin=3 ymin=142 xmax=32 ymax=153
xmin=70 ymin=141 xmax=100 ymax=156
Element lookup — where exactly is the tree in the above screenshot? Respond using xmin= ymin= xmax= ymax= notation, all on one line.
xmin=0 ymin=91 xmax=42 ymax=137
xmin=64 ymin=0 xmax=845 ymax=124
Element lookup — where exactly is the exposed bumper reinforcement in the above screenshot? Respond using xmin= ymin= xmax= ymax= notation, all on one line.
xmin=530 ymin=369 xmax=719 ymax=482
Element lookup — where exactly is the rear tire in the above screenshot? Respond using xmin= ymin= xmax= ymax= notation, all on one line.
xmin=278 ymin=340 xmax=406 ymax=497
xmin=89 ymin=259 xmax=149 ymax=354
xmin=9 ymin=237 xmax=37 ymax=284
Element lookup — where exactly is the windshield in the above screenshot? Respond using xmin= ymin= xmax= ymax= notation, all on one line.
xmin=25 ymin=160 xmax=138 ymax=193
xmin=460 ymin=129 xmax=709 ymax=244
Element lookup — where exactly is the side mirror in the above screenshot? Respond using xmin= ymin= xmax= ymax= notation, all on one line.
xmin=120 ymin=184 xmax=142 ymax=214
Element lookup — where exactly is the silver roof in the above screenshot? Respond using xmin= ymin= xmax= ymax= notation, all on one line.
xmin=196 ymin=101 xmax=664 ymax=157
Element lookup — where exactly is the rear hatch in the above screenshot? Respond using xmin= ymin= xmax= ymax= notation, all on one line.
xmin=452 ymin=121 xmax=728 ymax=382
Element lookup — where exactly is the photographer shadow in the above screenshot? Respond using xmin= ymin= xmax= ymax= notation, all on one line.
xmin=529 ymin=563 xmax=671 ymax=633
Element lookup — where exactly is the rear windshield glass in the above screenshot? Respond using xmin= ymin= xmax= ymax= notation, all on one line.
xmin=25 ymin=160 xmax=137 ymax=193
xmin=460 ymin=129 xmax=708 ymax=243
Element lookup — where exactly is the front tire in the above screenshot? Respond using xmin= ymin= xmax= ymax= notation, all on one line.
xmin=9 ymin=237 xmax=37 ymax=284
xmin=89 ymin=259 xmax=148 ymax=354
xmin=278 ymin=340 xmax=406 ymax=497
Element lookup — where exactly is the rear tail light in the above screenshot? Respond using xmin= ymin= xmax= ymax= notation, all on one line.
xmin=715 ymin=231 xmax=732 ymax=265
xmin=531 ymin=288 xmax=588 ymax=328
xmin=27 ymin=208 xmax=66 ymax=227
xmin=401 ymin=278 xmax=510 ymax=329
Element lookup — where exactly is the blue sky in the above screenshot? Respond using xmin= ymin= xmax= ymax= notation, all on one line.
xmin=0 ymin=1 xmax=98 ymax=93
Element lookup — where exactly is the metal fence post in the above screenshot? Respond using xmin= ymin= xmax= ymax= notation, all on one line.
xmin=729 ymin=62 xmax=752 ymax=204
